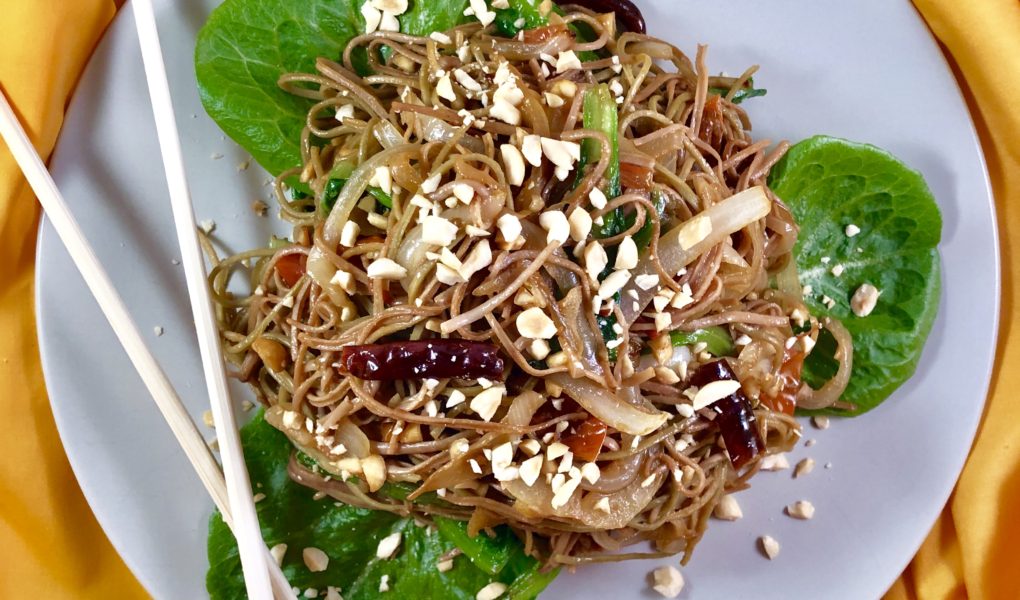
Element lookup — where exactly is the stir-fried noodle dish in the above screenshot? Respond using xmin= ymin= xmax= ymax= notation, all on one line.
xmin=208 ymin=4 xmax=853 ymax=569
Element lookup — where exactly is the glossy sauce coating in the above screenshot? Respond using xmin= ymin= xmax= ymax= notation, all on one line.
xmin=339 ymin=339 xmax=505 ymax=380
xmin=689 ymin=359 xmax=765 ymax=469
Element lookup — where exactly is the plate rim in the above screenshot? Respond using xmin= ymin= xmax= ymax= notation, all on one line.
xmin=871 ymin=6 xmax=1001 ymax=591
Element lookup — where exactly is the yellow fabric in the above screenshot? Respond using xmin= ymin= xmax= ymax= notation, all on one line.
xmin=0 ymin=0 xmax=1016 ymax=598
xmin=887 ymin=0 xmax=1020 ymax=597
xmin=0 ymin=0 xmax=146 ymax=597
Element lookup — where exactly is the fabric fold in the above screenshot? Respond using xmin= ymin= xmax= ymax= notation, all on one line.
xmin=0 ymin=1 xmax=147 ymax=598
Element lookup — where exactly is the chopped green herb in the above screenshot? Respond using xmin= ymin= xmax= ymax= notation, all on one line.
xmin=631 ymin=190 xmax=668 ymax=250
xmin=596 ymin=314 xmax=620 ymax=361
xmin=366 ymin=186 xmax=393 ymax=209
xmin=330 ymin=159 xmax=356 ymax=179
xmin=708 ymin=78 xmax=768 ymax=104
xmin=321 ymin=177 xmax=345 ymax=212
xmin=575 ymin=84 xmax=621 ymax=238
xmin=669 ymin=326 xmax=735 ymax=357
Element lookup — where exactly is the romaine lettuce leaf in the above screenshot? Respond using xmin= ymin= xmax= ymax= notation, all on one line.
xmin=195 ymin=0 xmax=471 ymax=176
xmin=769 ymin=136 xmax=942 ymax=416
xmin=493 ymin=0 xmax=548 ymax=37
xmin=206 ymin=412 xmax=556 ymax=599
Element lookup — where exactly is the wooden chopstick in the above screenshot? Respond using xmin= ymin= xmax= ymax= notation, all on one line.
xmin=0 ymin=86 xmax=297 ymax=599
xmin=0 ymin=85 xmax=298 ymax=598
xmin=128 ymin=1 xmax=285 ymax=598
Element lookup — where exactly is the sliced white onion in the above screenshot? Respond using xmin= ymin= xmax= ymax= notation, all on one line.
xmin=619 ymin=185 xmax=771 ymax=326
xmin=321 ymin=144 xmax=417 ymax=245
xmin=305 ymin=245 xmax=347 ymax=306
xmin=395 ymin=224 xmax=436 ymax=295
xmin=636 ymin=344 xmax=693 ymax=372
xmin=441 ymin=188 xmax=504 ymax=226
xmin=334 ymin=418 xmax=372 ymax=458
xmin=720 ymin=243 xmax=749 ymax=267
xmin=374 ymin=120 xmax=405 ymax=149
xmin=518 ymin=221 xmax=603 ymax=374
xmin=308 ymin=145 xmax=419 ymax=292
xmin=395 ymin=224 xmax=427 ymax=269
xmin=420 ymin=115 xmax=485 ymax=154
xmin=264 ymin=406 xmax=372 ymax=476
xmin=502 ymin=468 xmax=665 ymax=528
xmin=548 ymin=373 xmax=668 ymax=436
xmin=520 ymin=221 xmax=578 ymax=292
xmin=504 ymin=390 xmax=546 ymax=427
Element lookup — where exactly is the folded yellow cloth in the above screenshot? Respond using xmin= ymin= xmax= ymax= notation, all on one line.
xmin=887 ymin=1 xmax=1020 ymax=597
xmin=0 ymin=1 xmax=146 ymax=597
xmin=0 ymin=1 xmax=1016 ymax=599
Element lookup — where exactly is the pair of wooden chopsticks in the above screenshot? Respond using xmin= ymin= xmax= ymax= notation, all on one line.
xmin=0 ymin=1 xmax=291 ymax=598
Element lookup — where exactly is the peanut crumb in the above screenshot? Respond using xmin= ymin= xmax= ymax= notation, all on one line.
xmin=786 ymin=500 xmax=816 ymax=520
xmin=759 ymin=535 xmax=780 ymax=559
xmin=793 ymin=458 xmax=815 ymax=478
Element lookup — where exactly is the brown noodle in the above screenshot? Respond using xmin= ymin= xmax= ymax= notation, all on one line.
xmin=208 ymin=7 xmax=850 ymax=569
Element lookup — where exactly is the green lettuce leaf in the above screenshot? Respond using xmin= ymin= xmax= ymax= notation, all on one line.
xmin=195 ymin=0 xmax=470 ymax=176
xmin=493 ymin=0 xmax=547 ymax=37
xmin=769 ymin=136 xmax=942 ymax=416
xmin=399 ymin=0 xmax=470 ymax=36
xmin=206 ymin=412 xmax=556 ymax=599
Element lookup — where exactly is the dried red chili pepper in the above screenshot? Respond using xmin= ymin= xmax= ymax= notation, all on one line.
xmin=339 ymin=339 xmax=505 ymax=380
xmin=689 ymin=359 xmax=764 ymax=469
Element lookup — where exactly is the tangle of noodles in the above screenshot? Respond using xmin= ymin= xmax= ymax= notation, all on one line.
xmin=208 ymin=4 xmax=852 ymax=570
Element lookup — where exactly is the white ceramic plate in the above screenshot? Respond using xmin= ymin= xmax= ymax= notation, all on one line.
xmin=36 ymin=0 xmax=998 ymax=598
